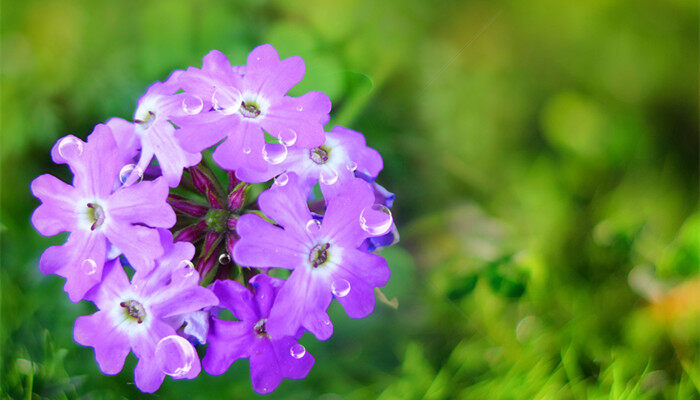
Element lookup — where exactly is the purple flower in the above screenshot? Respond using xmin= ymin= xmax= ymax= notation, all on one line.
xmin=31 ymin=125 xmax=176 ymax=301
xmin=107 ymin=74 xmax=203 ymax=188
xmin=173 ymin=45 xmax=331 ymax=175
xmin=237 ymin=126 xmax=383 ymax=198
xmin=74 ymin=232 xmax=218 ymax=393
xmin=233 ymin=173 xmax=391 ymax=340
xmin=203 ymin=274 xmax=314 ymax=394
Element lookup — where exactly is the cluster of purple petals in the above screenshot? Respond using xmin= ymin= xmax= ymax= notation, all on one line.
xmin=31 ymin=44 xmax=398 ymax=394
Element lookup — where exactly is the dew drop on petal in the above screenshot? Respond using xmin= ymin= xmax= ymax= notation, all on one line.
xmin=218 ymin=253 xmax=231 ymax=265
xmin=359 ymin=204 xmax=393 ymax=236
xmin=155 ymin=335 xmax=196 ymax=378
xmin=119 ymin=164 xmax=144 ymax=186
xmin=181 ymin=94 xmax=203 ymax=115
xmin=243 ymin=147 xmax=252 ymax=154
xmin=276 ymin=128 xmax=297 ymax=146
xmin=82 ymin=259 xmax=97 ymax=275
xmin=58 ymin=137 xmax=83 ymax=159
xmin=290 ymin=343 xmax=306 ymax=359
xmin=331 ymin=279 xmax=351 ymax=297
xmin=296 ymin=105 xmax=304 ymax=112
xmin=319 ymin=168 xmax=339 ymax=185
xmin=305 ymin=219 xmax=321 ymax=234
xmin=346 ymin=161 xmax=358 ymax=172
xmin=178 ymin=260 xmax=196 ymax=278
xmin=274 ymin=173 xmax=289 ymax=186
xmin=212 ymin=86 xmax=241 ymax=115
xmin=262 ymin=142 xmax=288 ymax=165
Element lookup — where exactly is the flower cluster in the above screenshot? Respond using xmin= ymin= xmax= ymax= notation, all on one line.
xmin=31 ymin=44 xmax=398 ymax=394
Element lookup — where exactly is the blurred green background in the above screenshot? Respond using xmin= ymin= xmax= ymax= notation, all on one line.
xmin=1 ymin=0 xmax=698 ymax=398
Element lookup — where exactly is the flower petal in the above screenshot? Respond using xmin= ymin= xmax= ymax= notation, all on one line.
xmin=246 ymin=44 xmax=305 ymax=97
xmin=211 ymin=119 xmax=264 ymax=171
xmin=329 ymin=126 xmax=383 ymax=178
xmin=30 ymin=174 xmax=81 ymax=236
xmin=233 ymin=214 xmax=305 ymax=269
xmin=105 ymin=117 xmax=139 ymax=162
xmin=249 ymin=339 xmax=284 ymax=394
xmin=267 ymin=267 xmax=333 ymax=340
xmin=272 ymin=336 xmax=314 ymax=380
xmin=249 ymin=274 xmax=284 ymax=317
xmin=256 ymin=173 xmax=312 ymax=238
xmin=103 ymin=221 xmax=163 ymax=273
xmin=134 ymin=357 xmax=166 ymax=393
xmin=133 ymin=230 xmax=195 ymax=289
xmin=235 ymin=148 xmax=304 ymax=184
xmin=178 ymin=50 xmax=240 ymax=102
xmin=321 ymin=178 xmax=376 ymax=248
xmin=74 ymin=310 xmax=131 ymax=375
xmin=332 ymin=250 xmax=389 ymax=318
xmin=333 ymin=274 xmax=376 ymax=319
xmin=130 ymin=318 xmax=175 ymax=360
xmin=181 ymin=311 xmax=210 ymax=344
xmin=174 ymin=112 xmax=231 ymax=154
xmin=106 ymin=178 xmax=176 ymax=227
xmin=209 ymin=280 xmax=258 ymax=322
xmin=84 ymin=258 xmax=130 ymax=309
xmin=139 ymin=121 xmax=201 ymax=187
xmin=72 ymin=124 xmax=122 ymax=198
xmin=203 ymin=319 xmax=253 ymax=375
xmin=261 ymin=91 xmax=330 ymax=149
xmin=39 ymin=230 xmax=107 ymax=302
xmin=148 ymin=268 xmax=218 ymax=319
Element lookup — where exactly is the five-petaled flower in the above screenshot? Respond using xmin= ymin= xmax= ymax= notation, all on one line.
xmin=204 ymin=274 xmax=314 ymax=394
xmin=174 ymin=44 xmax=332 ymax=177
xmin=233 ymin=173 xmax=390 ymax=340
xmin=31 ymin=125 xmax=176 ymax=301
xmin=107 ymin=75 xmax=203 ymax=188
xmin=74 ymin=232 xmax=218 ymax=392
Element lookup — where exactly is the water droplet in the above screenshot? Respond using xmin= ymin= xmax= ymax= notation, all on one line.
xmin=262 ymin=142 xmax=288 ymax=165
xmin=58 ymin=137 xmax=83 ymax=159
xmin=181 ymin=94 xmax=203 ymax=115
xmin=274 ymin=173 xmax=289 ymax=186
xmin=212 ymin=87 xmax=241 ymax=115
xmin=276 ymin=128 xmax=297 ymax=146
xmin=296 ymin=105 xmax=304 ymax=112
xmin=155 ymin=335 xmax=196 ymax=378
xmin=118 ymin=164 xmax=144 ymax=186
xmin=331 ymin=279 xmax=351 ymax=297
xmin=218 ymin=253 xmax=231 ymax=265
xmin=346 ymin=161 xmax=358 ymax=172
xmin=359 ymin=204 xmax=393 ymax=236
xmin=290 ymin=343 xmax=306 ymax=359
xmin=82 ymin=259 xmax=97 ymax=275
xmin=243 ymin=147 xmax=251 ymax=154
xmin=305 ymin=219 xmax=321 ymax=234
xmin=516 ymin=316 xmax=536 ymax=343
xmin=178 ymin=260 xmax=196 ymax=278
xmin=319 ymin=168 xmax=339 ymax=185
